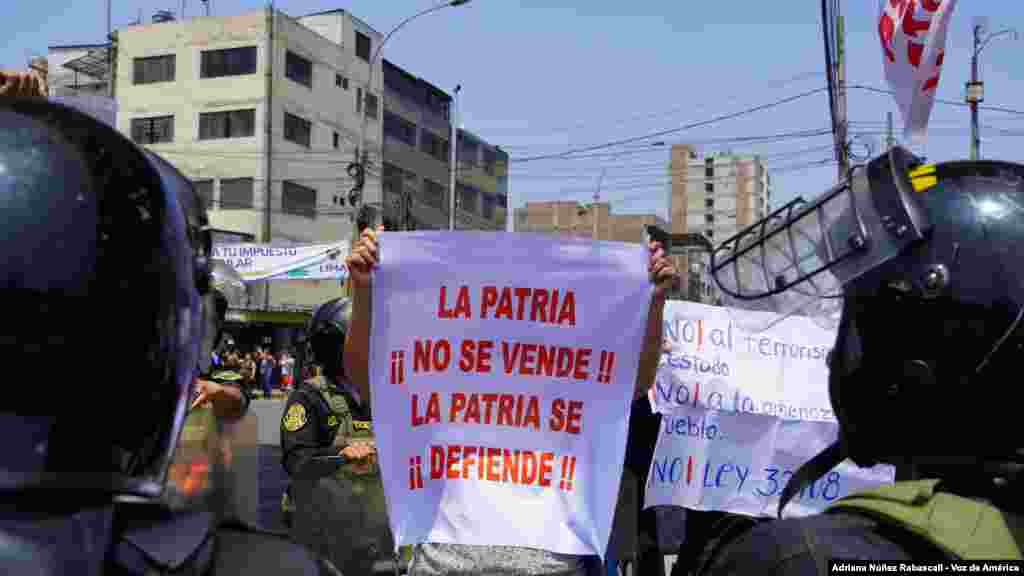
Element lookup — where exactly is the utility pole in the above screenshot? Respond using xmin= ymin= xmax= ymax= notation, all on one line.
xmin=834 ymin=4 xmax=850 ymax=178
xmin=593 ymin=169 xmax=606 ymax=241
xmin=448 ymin=85 xmax=461 ymax=231
xmin=886 ymin=111 xmax=895 ymax=150
xmin=263 ymin=2 xmax=275 ymax=309
xmin=968 ymin=23 xmax=982 ymax=161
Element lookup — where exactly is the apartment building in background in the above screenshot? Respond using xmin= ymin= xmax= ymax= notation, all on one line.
xmin=669 ymin=144 xmax=772 ymax=302
xmin=380 ymin=60 xmax=508 ymax=231
xmin=515 ymin=201 xmax=667 ymax=244
xmin=113 ymin=8 xmax=384 ymax=315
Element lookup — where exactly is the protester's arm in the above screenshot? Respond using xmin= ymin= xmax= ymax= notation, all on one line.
xmin=343 ymin=225 xmax=383 ymax=406
xmin=346 ymin=284 xmax=372 ymax=406
xmin=633 ymin=241 xmax=677 ymax=401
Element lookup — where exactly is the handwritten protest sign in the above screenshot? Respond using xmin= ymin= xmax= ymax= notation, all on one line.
xmin=645 ymin=301 xmax=894 ymax=518
xmin=370 ymin=232 xmax=652 ymax=557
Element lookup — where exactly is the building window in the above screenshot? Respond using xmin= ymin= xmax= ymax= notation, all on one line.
xmin=705 ymin=183 xmax=714 ymax=194
xmin=284 ymin=112 xmax=312 ymax=148
xmin=482 ymin=194 xmax=495 ymax=220
xmin=355 ymin=31 xmax=372 ymax=61
xmin=483 ymin=148 xmax=497 ymax=176
xmin=356 ymin=88 xmax=362 ymax=113
xmin=282 ymin=181 xmax=317 ymax=218
xmin=130 ymin=115 xmax=174 ymax=144
xmin=458 ymin=183 xmax=478 ymax=214
xmin=423 ymin=179 xmax=446 ymax=211
xmin=193 ymin=179 xmax=214 ymax=209
xmin=336 ymin=74 xmax=348 ymax=89
xmin=200 ymin=46 xmax=257 ymax=78
xmin=220 ymin=177 xmax=255 ymax=210
xmin=133 ymin=54 xmax=175 ymax=84
xmin=706 ymin=229 xmax=714 ymax=239
xmin=705 ymin=198 xmax=714 ymax=209
xmin=705 ymin=214 xmax=714 ymax=224
xmin=199 ymin=109 xmax=255 ymax=140
xmin=459 ymin=136 xmax=479 ymax=164
xmin=285 ymin=51 xmax=312 ymax=88
xmin=420 ymin=131 xmax=448 ymax=163
xmin=383 ymin=111 xmax=417 ymax=147
xmin=365 ymin=93 xmax=379 ymax=120
xmin=333 ymin=132 xmax=340 ymax=149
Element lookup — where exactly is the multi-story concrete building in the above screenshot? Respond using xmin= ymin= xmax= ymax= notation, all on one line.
xmin=514 ymin=201 xmax=667 ymax=244
xmin=669 ymin=144 xmax=772 ymax=302
xmin=380 ymin=58 xmax=509 ymax=231
xmin=455 ymin=128 xmax=509 ymax=230
xmin=114 ymin=8 xmax=384 ymax=316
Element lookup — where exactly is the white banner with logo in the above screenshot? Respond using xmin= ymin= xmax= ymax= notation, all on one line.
xmin=644 ymin=301 xmax=895 ymax=518
xmin=211 ymin=243 xmax=348 ymax=282
xmin=370 ymin=232 xmax=651 ymax=557
xmin=878 ymin=0 xmax=958 ymax=143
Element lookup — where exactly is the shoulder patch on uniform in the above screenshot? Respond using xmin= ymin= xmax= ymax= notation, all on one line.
xmin=283 ymin=403 xmax=307 ymax=432
xmin=353 ymin=420 xmax=371 ymax=432
xmin=327 ymin=415 xmax=339 ymax=428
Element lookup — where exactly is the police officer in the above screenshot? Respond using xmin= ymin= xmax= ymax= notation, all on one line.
xmin=0 ymin=97 xmax=320 ymax=575
xmin=192 ymin=259 xmax=252 ymax=420
xmin=281 ymin=296 xmax=391 ymax=575
xmin=699 ymin=146 xmax=1024 ymax=574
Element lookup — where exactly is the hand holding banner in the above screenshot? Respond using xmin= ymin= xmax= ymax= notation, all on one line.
xmin=370 ymin=232 xmax=652 ymax=557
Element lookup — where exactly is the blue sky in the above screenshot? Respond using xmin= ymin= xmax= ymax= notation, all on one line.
xmin=6 ymin=0 xmax=1024 ymax=221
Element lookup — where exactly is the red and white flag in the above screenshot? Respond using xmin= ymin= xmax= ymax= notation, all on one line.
xmin=878 ymin=0 xmax=958 ymax=143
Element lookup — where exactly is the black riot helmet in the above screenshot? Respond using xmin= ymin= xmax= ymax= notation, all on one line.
xmin=305 ymin=297 xmax=352 ymax=380
xmin=710 ymin=146 xmax=1024 ymax=515
xmin=0 ymin=99 xmax=213 ymax=499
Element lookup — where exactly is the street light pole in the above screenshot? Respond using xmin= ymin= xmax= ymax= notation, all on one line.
xmin=448 ymin=84 xmax=461 ymax=231
xmin=353 ymin=0 xmax=473 ymax=229
xmin=969 ymin=24 xmax=982 ymax=161
xmin=966 ymin=23 xmax=1017 ymax=161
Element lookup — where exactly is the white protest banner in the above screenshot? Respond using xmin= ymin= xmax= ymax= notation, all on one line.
xmin=878 ymin=0 xmax=958 ymax=143
xmin=211 ymin=243 xmax=348 ymax=282
xmin=370 ymin=232 xmax=651 ymax=557
xmin=645 ymin=301 xmax=895 ymax=518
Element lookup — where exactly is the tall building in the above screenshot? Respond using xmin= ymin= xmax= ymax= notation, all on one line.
xmin=669 ymin=145 xmax=772 ymax=302
xmin=114 ymin=8 xmax=384 ymax=315
xmin=380 ymin=60 xmax=508 ymax=231
xmin=455 ymin=128 xmax=509 ymax=230
xmin=515 ymin=201 xmax=667 ymax=244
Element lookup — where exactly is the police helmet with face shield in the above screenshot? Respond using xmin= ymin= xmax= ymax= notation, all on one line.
xmin=710 ymin=146 xmax=1024 ymax=516
xmin=305 ymin=297 xmax=352 ymax=380
xmin=0 ymin=99 xmax=215 ymax=499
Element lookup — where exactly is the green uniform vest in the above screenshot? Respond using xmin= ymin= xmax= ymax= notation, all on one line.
xmin=826 ymin=479 xmax=1024 ymax=560
xmin=307 ymin=376 xmax=410 ymax=563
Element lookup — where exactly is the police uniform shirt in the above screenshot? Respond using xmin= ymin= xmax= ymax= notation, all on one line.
xmin=280 ymin=376 xmax=368 ymax=478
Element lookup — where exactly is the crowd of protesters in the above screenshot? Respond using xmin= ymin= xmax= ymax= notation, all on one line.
xmin=210 ymin=343 xmax=297 ymax=398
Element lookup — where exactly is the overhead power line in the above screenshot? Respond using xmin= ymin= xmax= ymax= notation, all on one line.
xmin=849 ymin=84 xmax=1024 ymax=116
xmin=509 ymin=87 xmax=831 ymax=163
